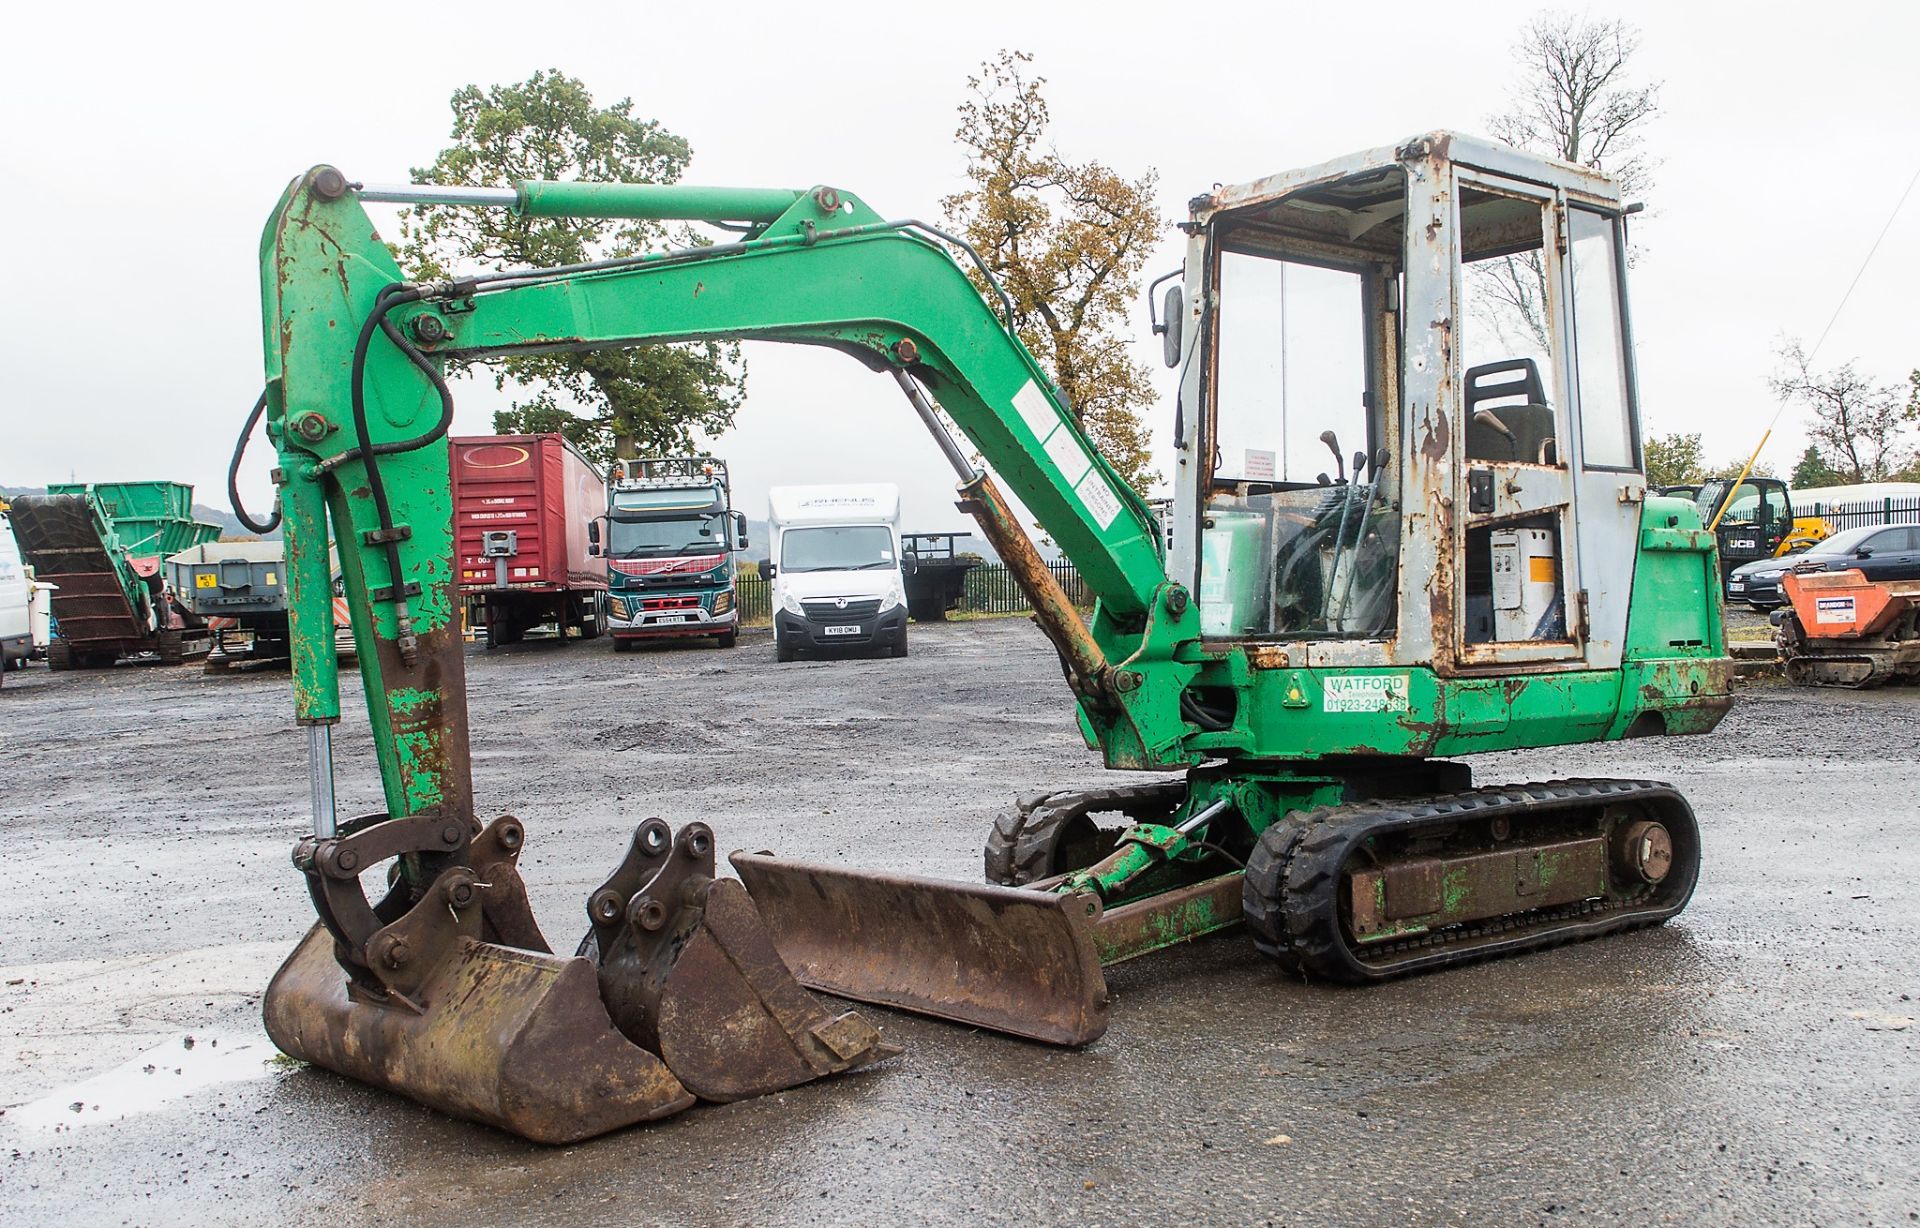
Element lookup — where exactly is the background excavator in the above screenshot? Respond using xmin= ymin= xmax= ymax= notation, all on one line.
xmin=249 ymin=131 xmax=1732 ymax=1143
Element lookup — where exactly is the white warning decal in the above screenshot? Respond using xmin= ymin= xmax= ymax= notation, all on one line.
xmin=1011 ymin=379 xmax=1057 ymax=441
xmin=1076 ymin=468 xmax=1124 ymax=530
xmin=1044 ymin=426 xmax=1094 ymax=487
xmin=1815 ymin=596 xmax=1856 ymax=625
xmin=1322 ymin=674 xmax=1412 ymax=713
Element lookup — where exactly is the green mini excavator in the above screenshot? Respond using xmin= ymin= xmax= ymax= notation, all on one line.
xmin=248 ymin=132 xmax=1731 ymax=1142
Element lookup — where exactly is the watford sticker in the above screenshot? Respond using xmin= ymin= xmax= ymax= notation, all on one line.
xmin=1322 ymin=674 xmax=1411 ymax=713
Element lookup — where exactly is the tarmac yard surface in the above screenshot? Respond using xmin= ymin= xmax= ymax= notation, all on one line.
xmin=1 ymin=618 xmax=1915 ymax=1226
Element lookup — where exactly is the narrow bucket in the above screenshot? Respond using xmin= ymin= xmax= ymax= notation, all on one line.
xmin=264 ymin=926 xmax=695 ymax=1144
xmin=731 ymin=853 xmax=1110 ymax=1046
xmin=652 ymin=879 xmax=903 ymax=1101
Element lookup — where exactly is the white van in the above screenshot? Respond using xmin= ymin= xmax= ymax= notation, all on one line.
xmin=0 ymin=514 xmax=32 ymax=673
xmin=766 ymin=484 xmax=911 ymax=662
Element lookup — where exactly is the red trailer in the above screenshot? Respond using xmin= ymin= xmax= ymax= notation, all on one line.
xmin=450 ymin=434 xmax=609 ymax=648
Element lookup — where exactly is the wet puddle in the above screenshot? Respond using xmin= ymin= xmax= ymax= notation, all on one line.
xmin=6 ymin=1033 xmax=283 ymax=1134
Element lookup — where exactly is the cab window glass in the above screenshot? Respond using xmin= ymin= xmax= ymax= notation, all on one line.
xmin=1567 ymin=208 xmax=1636 ymax=468
xmin=1458 ymin=187 xmax=1559 ymax=466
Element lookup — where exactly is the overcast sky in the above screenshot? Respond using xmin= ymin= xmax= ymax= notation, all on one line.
xmin=4 ymin=2 xmax=1915 ymax=533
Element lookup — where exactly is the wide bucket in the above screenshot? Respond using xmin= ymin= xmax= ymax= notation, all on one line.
xmin=731 ymin=853 xmax=1110 ymax=1045
xmin=264 ymin=925 xmax=695 ymax=1144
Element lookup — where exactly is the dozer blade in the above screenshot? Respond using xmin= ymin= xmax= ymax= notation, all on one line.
xmin=592 ymin=822 xmax=901 ymax=1102
xmin=264 ymin=926 xmax=695 ymax=1145
xmin=732 ymin=852 xmax=1110 ymax=1046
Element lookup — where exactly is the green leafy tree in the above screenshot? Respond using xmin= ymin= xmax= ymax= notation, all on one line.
xmin=1643 ymin=431 xmax=1705 ymax=488
xmin=943 ymin=51 xmax=1163 ymax=494
xmin=1790 ymin=445 xmax=1842 ymax=490
xmin=1708 ymin=456 xmax=1777 ymax=480
xmin=398 ymin=71 xmax=744 ymax=463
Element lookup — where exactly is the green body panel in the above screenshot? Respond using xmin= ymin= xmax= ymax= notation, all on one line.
xmin=259 ymin=172 xmax=1729 ymax=845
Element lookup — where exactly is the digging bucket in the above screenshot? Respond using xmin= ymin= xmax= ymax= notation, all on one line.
xmin=264 ymin=927 xmax=695 ymax=1145
xmin=591 ymin=822 xmax=902 ymax=1102
xmin=267 ymin=816 xmax=898 ymax=1143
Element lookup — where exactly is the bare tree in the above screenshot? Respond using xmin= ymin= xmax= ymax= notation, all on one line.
xmin=1477 ymin=13 xmax=1661 ymax=351
xmin=1769 ymin=340 xmax=1918 ymax=483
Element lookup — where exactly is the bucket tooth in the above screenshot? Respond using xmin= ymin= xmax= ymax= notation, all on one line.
xmin=593 ymin=823 xmax=901 ymax=1102
xmin=264 ymin=925 xmax=694 ymax=1145
xmin=732 ymin=852 xmax=1111 ymax=1046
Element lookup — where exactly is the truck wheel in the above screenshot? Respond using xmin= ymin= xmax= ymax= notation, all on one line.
xmin=579 ymin=594 xmax=607 ymax=640
xmin=716 ymin=629 xmax=738 ymax=649
xmin=48 ymin=639 xmax=72 ymax=671
xmin=776 ymin=634 xmax=796 ymax=663
xmin=157 ymin=629 xmax=184 ymax=664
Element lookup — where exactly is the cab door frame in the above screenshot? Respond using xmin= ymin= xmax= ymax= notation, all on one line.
xmin=1447 ymin=165 xmax=1587 ymax=673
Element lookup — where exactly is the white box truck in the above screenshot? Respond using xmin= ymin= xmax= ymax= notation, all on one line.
xmin=766 ymin=484 xmax=912 ymax=662
xmin=0 ymin=512 xmax=33 ymax=679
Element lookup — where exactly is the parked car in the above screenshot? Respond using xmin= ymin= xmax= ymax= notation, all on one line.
xmin=1727 ymin=523 xmax=1920 ymax=609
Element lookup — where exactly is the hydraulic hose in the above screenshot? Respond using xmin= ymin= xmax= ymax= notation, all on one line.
xmin=337 ymin=282 xmax=459 ymax=663
xmin=229 ymin=389 xmax=281 ymax=535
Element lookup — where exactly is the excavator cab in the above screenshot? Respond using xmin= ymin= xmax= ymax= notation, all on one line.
xmin=1172 ymin=133 xmax=1650 ymax=668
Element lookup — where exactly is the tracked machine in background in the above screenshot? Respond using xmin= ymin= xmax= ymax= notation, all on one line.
xmin=10 ymin=482 xmax=219 ymax=668
xmin=1775 ymin=568 xmax=1920 ymax=687
xmin=249 ymin=132 xmax=1730 ymax=1142
xmin=1693 ymin=475 xmax=1830 ymax=592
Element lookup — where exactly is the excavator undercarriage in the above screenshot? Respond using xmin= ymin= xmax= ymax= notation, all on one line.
xmin=250 ymin=132 xmax=1732 ymax=1142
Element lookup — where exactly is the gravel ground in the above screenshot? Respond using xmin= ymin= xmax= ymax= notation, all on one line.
xmin=0 ymin=618 xmax=1915 ymax=1226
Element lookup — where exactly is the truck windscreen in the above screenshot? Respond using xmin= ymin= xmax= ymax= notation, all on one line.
xmin=610 ymin=513 xmax=726 ymax=556
xmin=780 ymin=526 xmax=895 ymax=572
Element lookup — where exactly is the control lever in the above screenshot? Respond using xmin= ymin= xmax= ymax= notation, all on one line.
xmin=1473 ymin=408 xmax=1516 ymax=442
xmin=1320 ymin=431 xmax=1345 ymax=483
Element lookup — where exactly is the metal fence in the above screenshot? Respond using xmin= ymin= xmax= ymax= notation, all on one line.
xmin=738 ymin=574 xmax=772 ymax=624
xmin=963 ymin=561 xmax=1088 ymax=613
xmin=1797 ymin=495 xmax=1920 ymax=533
xmin=734 ymin=561 xmax=1087 ymax=626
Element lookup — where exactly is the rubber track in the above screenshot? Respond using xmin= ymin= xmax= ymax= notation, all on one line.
xmin=984 ymin=780 xmax=1186 ymax=886
xmin=1242 ymin=778 xmax=1700 ymax=983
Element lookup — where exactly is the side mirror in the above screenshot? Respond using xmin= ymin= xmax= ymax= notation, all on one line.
xmin=762 ymin=561 xmax=776 ymax=580
xmin=1154 ymin=284 xmax=1184 ymax=368
xmin=1855 ymin=547 xmax=1873 ymax=559
xmin=731 ymin=510 xmax=749 ymax=550
xmin=902 ymin=554 xmax=918 ymax=576
xmin=586 ymin=518 xmax=602 ymax=557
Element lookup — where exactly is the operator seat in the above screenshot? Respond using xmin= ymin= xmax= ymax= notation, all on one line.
xmin=1464 ymin=358 xmax=1557 ymax=465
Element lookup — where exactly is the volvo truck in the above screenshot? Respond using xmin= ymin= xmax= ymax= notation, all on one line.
xmin=601 ymin=457 xmax=746 ymax=650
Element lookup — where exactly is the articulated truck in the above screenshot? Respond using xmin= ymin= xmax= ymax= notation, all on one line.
xmin=451 ymin=434 xmax=609 ymax=649
xmin=601 ymin=457 xmax=747 ymax=650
